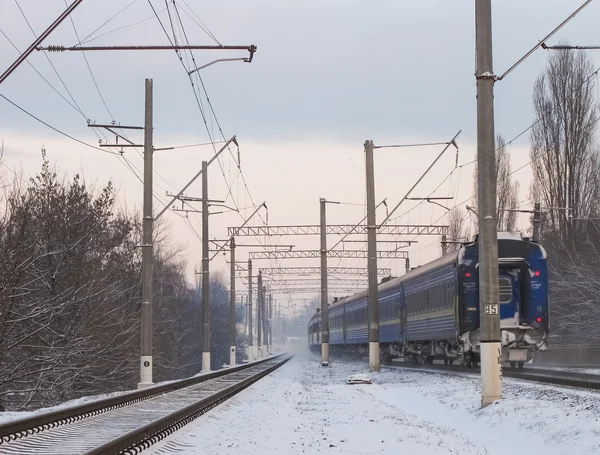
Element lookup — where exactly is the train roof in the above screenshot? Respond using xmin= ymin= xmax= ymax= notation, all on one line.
xmin=400 ymin=250 xmax=459 ymax=282
xmin=308 ymin=231 xmax=544 ymax=325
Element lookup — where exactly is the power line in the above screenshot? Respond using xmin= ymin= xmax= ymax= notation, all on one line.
xmin=3 ymin=7 xmax=119 ymax=155
xmin=149 ymin=1 xmax=284 ymax=269
xmin=75 ymin=0 xmax=139 ymax=45
xmin=392 ymin=64 xmax=600 ymax=230
xmin=78 ymin=8 xmax=167 ymax=46
xmin=0 ymin=94 xmax=119 ymax=155
xmin=178 ymin=0 xmax=221 ymax=45
xmin=64 ymin=0 xmax=115 ymax=121
xmin=171 ymin=7 xmax=278 ymax=250
xmin=0 ymin=27 xmax=85 ymax=118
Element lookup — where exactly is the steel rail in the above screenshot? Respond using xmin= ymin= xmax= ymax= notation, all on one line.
xmin=88 ymin=355 xmax=292 ymax=454
xmin=336 ymin=354 xmax=600 ymax=391
xmin=382 ymin=361 xmax=600 ymax=390
xmin=0 ymin=354 xmax=286 ymax=443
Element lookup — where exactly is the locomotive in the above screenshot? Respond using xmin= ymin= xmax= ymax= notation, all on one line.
xmin=308 ymin=232 xmax=549 ymax=367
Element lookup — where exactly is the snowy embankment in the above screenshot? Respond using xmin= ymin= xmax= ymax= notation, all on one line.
xmin=148 ymin=350 xmax=600 ymax=455
xmin=0 ymin=356 xmax=279 ymax=424
xmin=0 ymin=377 xmax=184 ymax=424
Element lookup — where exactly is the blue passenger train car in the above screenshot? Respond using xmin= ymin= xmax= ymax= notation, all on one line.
xmin=308 ymin=232 xmax=549 ymax=367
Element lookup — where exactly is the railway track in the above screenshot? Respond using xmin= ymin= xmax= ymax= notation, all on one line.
xmin=0 ymin=354 xmax=292 ymax=455
xmin=331 ymin=353 xmax=600 ymax=391
xmin=384 ymin=360 xmax=600 ymax=391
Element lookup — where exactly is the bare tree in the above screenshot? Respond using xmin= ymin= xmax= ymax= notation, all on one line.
xmin=472 ymin=134 xmax=520 ymax=232
xmin=529 ymin=45 xmax=599 ymax=244
xmin=444 ymin=207 xmax=470 ymax=253
xmin=546 ymin=234 xmax=600 ymax=344
xmin=0 ymin=151 xmax=205 ymax=411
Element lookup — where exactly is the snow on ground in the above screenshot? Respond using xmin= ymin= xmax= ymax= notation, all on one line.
xmin=147 ymin=350 xmax=600 ymax=455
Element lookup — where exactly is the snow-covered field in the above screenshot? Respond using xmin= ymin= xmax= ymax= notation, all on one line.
xmin=147 ymin=349 xmax=600 ymax=455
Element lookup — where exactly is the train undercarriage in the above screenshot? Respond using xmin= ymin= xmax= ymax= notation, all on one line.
xmin=311 ymin=326 xmax=548 ymax=369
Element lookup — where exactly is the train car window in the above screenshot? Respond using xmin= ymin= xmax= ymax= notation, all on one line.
xmin=499 ymin=277 xmax=512 ymax=304
xmin=442 ymin=283 xmax=445 ymax=307
xmin=445 ymin=282 xmax=448 ymax=307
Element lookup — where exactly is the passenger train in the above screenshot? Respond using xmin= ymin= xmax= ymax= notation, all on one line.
xmin=308 ymin=232 xmax=549 ymax=367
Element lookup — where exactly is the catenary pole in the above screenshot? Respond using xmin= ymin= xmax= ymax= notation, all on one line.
xmin=263 ymin=286 xmax=268 ymax=354
xmin=229 ymin=237 xmax=236 ymax=366
xmin=201 ymin=160 xmax=211 ymax=372
xmin=365 ymin=140 xmax=380 ymax=372
xmin=248 ymin=260 xmax=254 ymax=361
xmin=139 ymin=78 xmax=154 ymax=388
xmin=441 ymin=234 xmax=448 ymax=255
xmin=268 ymin=294 xmax=273 ymax=353
xmin=320 ymin=198 xmax=330 ymax=365
xmin=257 ymin=271 xmax=263 ymax=357
xmin=532 ymin=202 xmax=541 ymax=242
xmin=475 ymin=0 xmax=502 ymax=407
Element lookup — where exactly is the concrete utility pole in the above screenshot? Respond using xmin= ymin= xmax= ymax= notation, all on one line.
xmin=475 ymin=0 xmax=502 ymax=407
xmin=229 ymin=237 xmax=236 ymax=366
xmin=139 ymin=78 xmax=154 ymax=389
xmin=405 ymin=258 xmax=410 ymax=275
xmin=319 ymin=198 xmax=330 ymax=366
xmin=441 ymin=234 xmax=448 ymax=255
xmin=201 ymin=160 xmax=211 ymax=372
xmin=277 ymin=300 xmax=281 ymax=345
xmin=263 ymin=287 xmax=268 ymax=354
xmin=533 ymin=202 xmax=541 ymax=242
xmin=364 ymin=140 xmax=380 ymax=372
xmin=257 ymin=271 xmax=263 ymax=358
xmin=248 ymin=260 xmax=254 ymax=361
xmin=269 ymin=294 xmax=273 ymax=352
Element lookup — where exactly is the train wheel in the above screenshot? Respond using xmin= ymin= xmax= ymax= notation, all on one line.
xmin=510 ymin=361 xmax=516 ymax=368
xmin=444 ymin=359 xmax=448 ymax=365
xmin=518 ymin=361 xmax=525 ymax=369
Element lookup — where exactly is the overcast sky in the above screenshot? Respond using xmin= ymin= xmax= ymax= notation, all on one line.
xmin=1 ymin=0 xmax=599 ymax=313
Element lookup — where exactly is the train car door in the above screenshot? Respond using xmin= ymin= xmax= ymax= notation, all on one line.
xmin=499 ymin=268 xmax=521 ymax=327
xmin=398 ymin=291 xmax=405 ymax=344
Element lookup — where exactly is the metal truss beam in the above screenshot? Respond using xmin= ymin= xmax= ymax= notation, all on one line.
xmin=234 ymin=287 xmax=361 ymax=295
xmin=257 ymin=267 xmax=392 ymax=276
xmin=228 ymin=224 xmax=448 ymax=237
xmin=242 ymin=279 xmax=368 ymax=287
xmin=265 ymin=287 xmax=362 ymax=294
xmin=248 ymin=250 xmax=408 ymax=260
